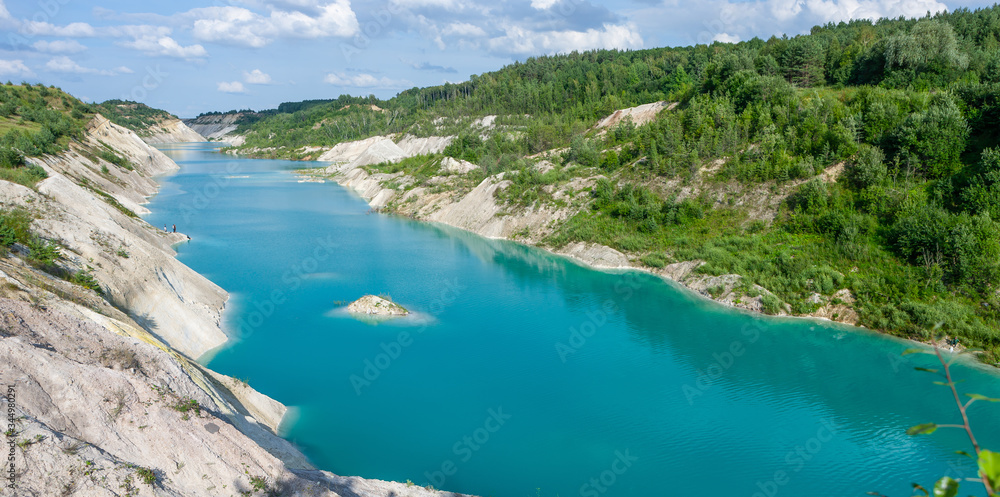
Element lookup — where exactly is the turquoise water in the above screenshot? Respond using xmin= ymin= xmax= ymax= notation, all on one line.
xmin=147 ymin=143 xmax=1000 ymax=497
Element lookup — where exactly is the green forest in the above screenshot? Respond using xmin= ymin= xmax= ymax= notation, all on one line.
xmin=188 ymin=6 xmax=1000 ymax=362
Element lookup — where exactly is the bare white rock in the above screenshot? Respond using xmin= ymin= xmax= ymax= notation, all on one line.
xmin=347 ymin=295 xmax=409 ymax=316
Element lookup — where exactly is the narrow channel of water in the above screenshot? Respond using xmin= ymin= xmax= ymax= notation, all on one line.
xmin=147 ymin=143 xmax=1000 ymax=497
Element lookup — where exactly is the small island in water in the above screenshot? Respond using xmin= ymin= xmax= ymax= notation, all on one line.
xmin=347 ymin=295 xmax=409 ymax=317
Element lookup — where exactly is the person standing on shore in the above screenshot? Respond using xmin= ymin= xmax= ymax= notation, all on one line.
xmin=172 ymin=224 xmax=176 ymax=233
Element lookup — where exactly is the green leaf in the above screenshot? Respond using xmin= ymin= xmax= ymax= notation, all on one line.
xmin=932 ymin=476 xmax=958 ymax=497
xmin=966 ymin=393 xmax=1000 ymax=402
xmin=911 ymin=483 xmax=929 ymax=496
xmin=955 ymin=450 xmax=972 ymax=459
xmin=914 ymin=367 xmax=939 ymax=373
xmin=903 ymin=348 xmax=931 ymax=356
xmin=907 ymin=423 xmax=938 ymax=436
xmin=979 ymin=450 xmax=1000 ymax=488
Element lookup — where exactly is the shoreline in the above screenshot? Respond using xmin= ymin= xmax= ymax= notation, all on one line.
xmin=298 ymin=163 xmax=992 ymax=369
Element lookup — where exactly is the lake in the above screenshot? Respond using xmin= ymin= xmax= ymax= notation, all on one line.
xmin=146 ymin=143 xmax=1000 ymax=497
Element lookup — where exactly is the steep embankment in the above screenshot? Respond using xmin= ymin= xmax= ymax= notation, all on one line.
xmin=23 ymin=114 xmax=228 ymax=358
xmin=184 ymin=113 xmax=248 ymax=145
xmin=309 ymin=104 xmax=857 ymax=327
xmin=94 ymin=99 xmax=206 ymax=145
xmin=0 ymin=114 xmax=470 ymax=497
xmin=141 ymin=117 xmax=207 ymax=144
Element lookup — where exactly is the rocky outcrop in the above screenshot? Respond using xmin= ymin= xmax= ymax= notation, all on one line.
xmin=593 ymin=101 xmax=676 ymax=130
xmin=396 ymin=135 xmax=454 ymax=157
xmin=184 ymin=113 xmax=248 ymax=145
xmin=140 ymin=118 xmax=207 ymax=144
xmin=347 ymin=295 xmax=409 ymax=316
xmin=317 ymin=135 xmax=453 ymax=166
xmin=555 ymin=242 xmax=630 ymax=269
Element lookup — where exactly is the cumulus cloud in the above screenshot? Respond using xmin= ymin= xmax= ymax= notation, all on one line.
xmin=187 ymin=1 xmax=359 ymax=48
xmin=714 ymin=32 xmax=740 ymax=43
xmin=488 ymin=22 xmax=643 ymax=55
xmin=113 ymin=25 xmax=208 ymax=59
xmin=323 ymin=72 xmax=411 ymax=88
xmin=390 ymin=0 xmax=465 ymax=11
xmin=21 ymin=21 xmax=98 ymax=37
xmin=217 ymin=81 xmax=248 ymax=93
xmin=44 ymin=56 xmax=125 ymax=76
xmin=530 ymin=0 xmax=560 ymax=9
xmin=0 ymin=59 xmax=32 ymax=77
xmin=32 ymin=40 xmax=88 ymax=54
xmin=442 ymin=22 xmax=486 ymax=37
xmin=244 ymin=69 xmax=273 ymax=84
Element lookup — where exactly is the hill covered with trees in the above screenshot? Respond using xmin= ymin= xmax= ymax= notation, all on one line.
xmin=226 ymin=6 xmax=1000 ymax=363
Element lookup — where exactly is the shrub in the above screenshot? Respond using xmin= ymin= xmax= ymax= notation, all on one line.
xmin=846 ymin=145 xmax=888 ymax=190
xmin=888 ymin=94 xmax=969 ymax=178
xmin=26 ymin=237 xmax=59 ymax=266
xmin=71 ymin=268 xmax=101 ymax=292
xmin=0 ymin=208 xmax=31 ymax=247
xmin=641 ymin=253 xmax=667 ymax=268
xmin=761 ymin=293 xmax=784 ymax=314
xmin=134 ymin=467 xmax=156 ymax=485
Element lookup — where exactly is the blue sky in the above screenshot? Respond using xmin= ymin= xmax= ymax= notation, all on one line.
xmin=0 ymin=0 xmax=994 ymax=117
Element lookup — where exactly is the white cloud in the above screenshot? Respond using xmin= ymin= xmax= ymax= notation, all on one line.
xmin=187 ymin=1 xmax=359 ymax=48
xmin=713 ymin=32 xmax=740 ymax=43
xmin=217 ymin=81 xmax=248 ymax=93
xmin=323 ymin=72 xmax=411 ymax=88
xmin=442 ymin=21 xmax=486 ymax=37
xmin=488 ymin=23 xmax=643 ymax=55
xmin=191 ymin=7 xmax=272 ymax=48
xmin=0 ymin=59 xmax=32 ymax=77
xmin=113 ymin=25 xmax=208 ymax=59
xmin=21 ymin=21 xmax=98 ymax=37
xmin=244 ymin=69 xmax=272 ymax=84
xmin=44 ymin=56 xmax=127 ymax=76
xmin=45 ymin=55 xmax=117 ymax=76
xmin=116 ymin=66 xmax=134 ymax=74
xmin=32 ymin=40 xmax=88 ymax=54
xmin=529 ymin=0 xmax=560 ymax=9
xmin=271 ymin=1 xmax=358 ymax=37
xmin=390 ymin=0 xmax=462 ymax=10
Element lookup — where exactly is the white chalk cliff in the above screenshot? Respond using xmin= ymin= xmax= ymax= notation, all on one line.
xmin=0 ymin=115 xmax=470 ymax=497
